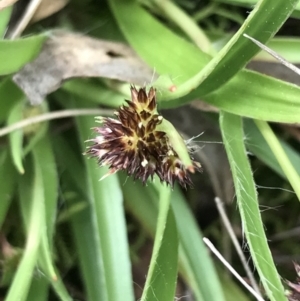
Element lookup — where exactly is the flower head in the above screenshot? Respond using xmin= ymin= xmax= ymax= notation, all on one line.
xmin=86 ymin=86 xmax=201 ymax=188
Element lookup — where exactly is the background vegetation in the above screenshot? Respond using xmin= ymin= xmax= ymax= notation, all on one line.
xmin=0 ymin=0 xmax=300 ymax=300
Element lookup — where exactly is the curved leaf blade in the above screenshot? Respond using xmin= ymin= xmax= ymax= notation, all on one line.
xmin=0 ymin=6 xmax=12 ymax=38
xmin=108 ymin=0 xmax=300 ymax=123
xmin=6 ymin=156 xmax=44 ymax=301
xmin=0 ymin=78 xmax=25 ymax=123
xmin=244 ymin=119 xmax=300 ymax=179
xmin=141 ymin=185 xmax=178 ymax=301
xmin=7 ymin=100 xmax=24 ymax=173
xmin=121 ymin=176 xmax=226 ymax=301
xmin=254 ymin=120 xmax=300 ymax=200
xmin=188 ymin=0 xmax=298 ymax=95
xmin=219 ymin=111 xmax=287 ymax=301
xmin=0 ymin=34 xmax=46 ymax=75
xmin=200 ymin=70 xmax=300 ymax=123
xmin=0 ymin=149 xmax=16 ymax=228
xmin=53 ymin=135 xmax=107 ymax=301
xmin=76 ymin=113 xmax=134 ymax=301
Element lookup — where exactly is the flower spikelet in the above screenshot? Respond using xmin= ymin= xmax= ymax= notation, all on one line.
xmin=86 ymin=86 xmax=201 ymax=188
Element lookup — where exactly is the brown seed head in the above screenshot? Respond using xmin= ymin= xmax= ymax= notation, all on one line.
xmin=86 ymin=86 xmax=201 ymax=188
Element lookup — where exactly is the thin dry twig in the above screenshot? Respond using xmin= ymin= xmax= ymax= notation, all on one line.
xmin=214 ymin=197 xmax=262 ymax=297
xmin=244 ymin=33 xmax=300 ymax=76
xmin=203 ymin=238 xmax=266 ymax=301
xmin=8 ymin=0 xmax=43 ymax=39
xmin=0 ymin=108 xmax=113 ymax=137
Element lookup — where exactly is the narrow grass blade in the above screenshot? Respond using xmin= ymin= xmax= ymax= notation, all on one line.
xmin=202 ymin=71 xmax=300 ymax=123
xmin=0 ymin=78 xmax=25 ymax=123
xmin=32 ymin=138 xmax=72 ymax=301
xmin=187 ymin=0 xmax=299 ymax=95
xmin=0 ymin=149 xmax=16 ymax=228
xmin=23 ymin=107 xmax=48 ymax=157
xmin=254 ymin=120 xmax=300 ymax=200
xmin=68 ymin=194 xmax=109 ymax=300
xmin=76 ymin=113 xmax=134 ymax=301
xmin=171 ymin=186 xmax=226 ymax=301
xmin=121 ymin=176 xmax=226 ymax=301
xmin=26 ymin=277 xmax=49 ymax=301
xmin=7 ymin=100 xmax=24 ymax=173
xmin=120 ymin=174 xmax=157 ymax=235
xmin=108 ymin=0 xmax=209 ymax=86
xmin=53 ymin=135 xmax=108 ymax=301
xmin=154 ymin=0 xmax=299 ymax=96
xmin=141 ymin=184 xmax=178 ymax=301
xmin=6 ymin=155 xmax=44 ymax=301
xmin=244 ymin=119 xmax=300 ymax=179
xmin=0 ymin=34 xmax=46 ymax=75
xmin=108 ymin=0 xmax=300 ymax=123
xmin=32 ymin=135 xmax=57 ymax=240
xmin=219 ymin=111 xmax=287 ymax=301
xmin=153 ymin=0 xmax=213 ymax=53
xmin=108 ymin=0 xmax=297 ymax=94
xmin=62 ymin=79 xmax=125 ymax=108
xmin=215 ymin=0 xmax=300 ymax=17
xmin=0 ymin=6 xmax=12 ymax=38
xmin=220 ymin=268 xmax=252 ymax=301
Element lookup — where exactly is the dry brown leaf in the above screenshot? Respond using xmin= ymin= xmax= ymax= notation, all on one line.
xmin=0 ymin=0 xmax=18 ymax=10
xmin=31 ymin=0 xmax=69 ymax=22
xmin=13 ymin=31 xmax=157 ymax=105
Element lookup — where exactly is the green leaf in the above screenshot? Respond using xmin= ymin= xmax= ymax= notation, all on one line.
xmin=62 ymin=79 xmax=125 ymax=108
xmin=244 ymin=119 xmax=300 ymax=179
xmin=187 ymin=0 xmax=298 ymax=95
xmin=108 ymin=0 xmax=300 ymax=123
xmin=53 ymin=135 xmax=107 ymax=301
xmin=23 ymin=109 xmax=48 ymax=157
xmin=0 ymin=6 xmax=12 ymax=38
xmin=69 ymin=194 xmax=109 ymax=300
xmin=0 ymin=149 xmax=16 ymax=229
xmin=153 ymin=0 xmax=213 ymax=53
xmin=201 ymin=71 xmax=300 ymax=123
xmin=0 ymin=34 xmax=46 ymax=75
xmin=7 ymin=100 xmax=25 ymax=173
xmin=32 ymin=135 xmax=57 ymax=240
xmin=171 ymin=186 xmax=225 ymax=301
xmin=6 ymin=155 xmax=44 ymax=301
xmin=254 ymin=120 xmax=300 ymax=200
xmin=108 ymin=0 xmax=206 ymax=86
xmin=219 ymin=268 xmax=251 ymax=301
xmin=76 ymin=112 xmax=134 ymax=301
xmin=18 ymin=150 xmax=71 ymax=301
xmin=32 ymin=138 xmax=72 ymax=301
xmin=122 ymin=176 xmax=226 ymax=301
xmin=0 ymin=78 xmax=26 ymax=123
xmin=214 ymin=0 xmax=300 ymax=18
xmin=141 ymin=184 xmax=178 ymax=301
xmin=152 ymin=0 xmax=299 ymax=97
xmin=108 ymin=0 xmax=297 ymax=94
xmin=26 ymin=277 xmax=49 ymax=301
xmin=219 ymin=111 xmax=287 ymax=301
